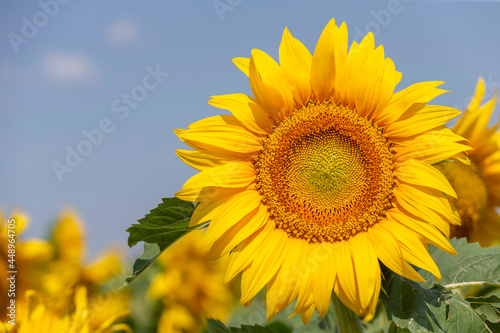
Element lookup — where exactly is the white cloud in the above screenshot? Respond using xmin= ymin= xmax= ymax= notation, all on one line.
xmin=42 ymin=52 xmax=97 ymax=84
xmin=106 ymin=18 xmax=139 ymax=47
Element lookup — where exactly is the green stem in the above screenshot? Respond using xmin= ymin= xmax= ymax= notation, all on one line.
xmin=387 ymin=321 xmax=398 ymax=333
xmin=322 ymin=306 xmax=337 ymax=332
xmin=444 ymin=281 xmax=500 ymax=290
xmin=330 ymin=292 xmax=364 ymax=333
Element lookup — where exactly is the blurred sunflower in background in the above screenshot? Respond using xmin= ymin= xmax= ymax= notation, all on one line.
xmin=0 ymin=287 xmax=130 ymax=333
xmin=149 ymin=230 xmax=236 ymax=333
xmin=175 ymin=18 xmax=470 ymax=322
xmin=0 ymin=210 xmax=52 ymax=322
xmin=436 ymin=78 xmax=500 ymax=246
xmin=41 ymin=209 xmax=123 ymax=299
xmin=0 ymin=209 xmax=131 ymax=332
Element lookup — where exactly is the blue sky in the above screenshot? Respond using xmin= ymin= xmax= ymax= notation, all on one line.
xmin=1 ymin=0 xmax=499 ymax=258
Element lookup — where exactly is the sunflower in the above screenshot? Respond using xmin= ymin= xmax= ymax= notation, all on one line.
xmin=0 ymin=208 xmax=129 ymax=331
xmin=0 ymin=287 xmax=130 ymax=333
xmin=435 ymin=78 xmax=500 ymax=246
xmin=42 ymin=209 xmax=123 ymax=296
xmin=149 ymin=230 xmax=235 ymax=333
xmin=175 ymin=19 xmax=470 ymax=322
xmin=0 ymin=210 xmax=52 ymax=322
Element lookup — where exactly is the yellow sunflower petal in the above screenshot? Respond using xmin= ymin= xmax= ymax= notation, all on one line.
xmin=385 ymin=105 xmax=461 ymax=139
xmin=249 ymin=49 xmax=294 ymax=120
xmin=209 ymin=204 xmax=269 ymax=260
xmin=266 ymin=238 xmax=308 ymax=321
xmin=453 ymin=77 xmax=486 ymax=135
xmin=187 ymin=114 xmax=242 ymax=129
xmin=209 ymin=93 xmax=273 ymax=134
xmin=349 ymin=43 xmax=386 ymax=116
xmin=334 ymin=241 xmax=361 ymax=311
xmin=8 ymin=209 xmax=30 ymax=234
xmin=457 ymin=93 xmax=498 ymax=147
xmin=177 ymin=124 xmax=262 ymax=155
xmin=384 ymin=219 xmax=441 ymax=280
xmin=388 ymin=208 xmax=456 ymax=255
xmin=375 ymin=81 xmax=447 ymax=126
xmin=203 ymin=189 xmax=262 ymax=251
xmin=399 ymin=182 xmax=455 ymax=218
xmin=82 ymin=252 xmax=121 ymax=284
xmin=392 ymin=126 xmax=467 ymax=148
xmin=311 ymin=242 xmax=337 ymax=317
xmin=342 ymin=42 xmax=400 ymax=119
xmin=467 ymin=77 xmax=486 ymax=112
xmin=279 ymin=27 xmax=313 ymax=106
xmin=240 ymin=229 xmax=288 ymax=304
xmin=469 ymin=95 xmax=497 ymax=145
xmin=369 ymin=56 xmax=402 ymax=120
xmin=233 ymin=57 xmax=250 ymax=77
xmin=224 ymin=222 xmax=274 ymax=283
xmin=175 ymin=149 xmax=228 ymax=171
xmin=395 ymin=159 xmax=457 ymax=198
xmin=394 ymin=136 xmax=471 ymax=165
xmin=53 ymin=209 xmax=85 ymax=262
xmin=179 ymin=162 xmax=255 ymax=194
xmin=335 ymin=32 xmax=375 ymax=109
xmin=176 ymin=129 xmax=254 ymax=162
xmin=368 ymin=224 xmax=424 ymax=282
xmin=310 ymin=18 xmax=347 ymax=102
xmin=293 ymin=254 xmax=315 ymax=314
xmin=395 ymin=183 xmax=452 ymax=236
xmin=18 ymin=240 xmax=53 ymax=262
xmin=299 ymin=303 xmax=316 ymax=325
xmin=333 ymin=270 xmax=361 ymax=316
xmin=351 ymin=232 xmax=380 ymax=311
xmin=483 ymin=150 xmax=500 ymax=173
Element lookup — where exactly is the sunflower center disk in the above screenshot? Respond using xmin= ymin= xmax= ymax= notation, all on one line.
xmin=435 ymin=161 xmax=489 ymax=238
xmin=254 ymin=102 xmax=395 ymax=243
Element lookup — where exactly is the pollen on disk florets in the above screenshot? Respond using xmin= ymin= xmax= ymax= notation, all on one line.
xmin=254 ymin=101 xmax=395 ymax=243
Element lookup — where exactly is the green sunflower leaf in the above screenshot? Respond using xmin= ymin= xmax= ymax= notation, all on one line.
xmin=418 ymin=238 xmax=500 ymax=290
xmin=206 ymin=318 xmax=232 ymax=333
xmin=124 ymin=197 xmax=206 ymax=285
xmin=265 ymin=322 xmax=293 ymax=333
xmin=465 ymin=295 xmax=500 ymax=328
xmin=381 ymin=272 xmax=491 ymax=333
xmin=382 ymin=240 xmax=500 ymax=333
xmin=206 ymin=318 xmax=278 ymax=332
